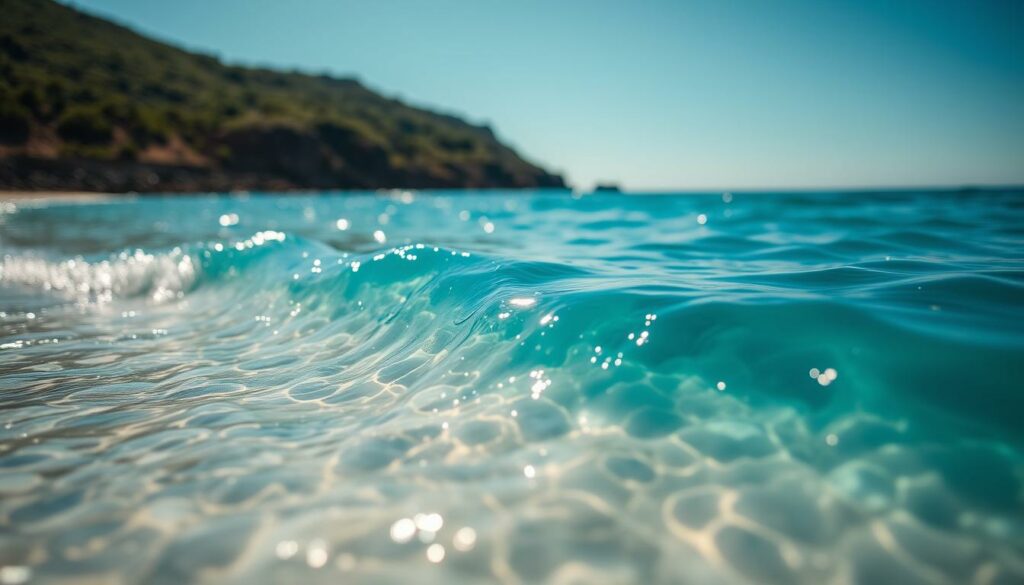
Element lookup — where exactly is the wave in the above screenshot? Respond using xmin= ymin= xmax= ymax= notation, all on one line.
xmin=3 ymin=192 xmax=1024 ymax=584
xmin=0 ymin=246 xmax=197 ymax=303
xmin=6 ymin=229 xmax=1020 ymax=440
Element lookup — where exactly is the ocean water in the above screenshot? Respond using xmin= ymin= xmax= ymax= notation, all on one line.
xmin=1 ymin=190 xmax=1023 ymax=585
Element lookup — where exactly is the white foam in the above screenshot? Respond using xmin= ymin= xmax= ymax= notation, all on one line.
xmin=0 ymin=249 xmax=196 ymax=303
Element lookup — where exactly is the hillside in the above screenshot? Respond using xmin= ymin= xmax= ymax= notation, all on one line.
xmin=0 ymin=0 xmax=565 ymax=192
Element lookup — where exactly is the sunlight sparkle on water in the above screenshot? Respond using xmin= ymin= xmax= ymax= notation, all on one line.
xmin=275 ymin=540 xmax=298 ymax=560
xmin=414 ymin=513 xmax=444 ymax=533
xmin=811 ymin=367 xmax=839 ymax=386
xmin=389 ymin=518 xmax=416 ymax=543
xmin=426 ymin=544 xmax=446 ymax=563
xmin=0 ymin=567 xmax=31 ymax=585
xmin=306 ymin=540 xmax=329 ymax=568
xmin=453 ymin=527 xmax=477 ymax=552
xmin=508 ymin=297 xmax=537 ymax=308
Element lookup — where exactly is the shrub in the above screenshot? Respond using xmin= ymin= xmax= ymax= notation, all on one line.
xmin=0 ymin=100 xmax=31 ymax=144
xmin=56 ymin=105 xmax=113 ymax=144
xmin=131 ymin=106 xmax=170 ymax=145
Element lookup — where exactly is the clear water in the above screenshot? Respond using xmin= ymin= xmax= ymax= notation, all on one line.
xmin=1 ymin=190 xmax=1023 ymax=585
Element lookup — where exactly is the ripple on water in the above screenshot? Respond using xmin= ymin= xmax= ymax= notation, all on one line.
xmin=1 ymin=191 xmax=1023 ymax=584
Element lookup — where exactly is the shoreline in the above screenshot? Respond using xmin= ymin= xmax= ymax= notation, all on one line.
xmin=0 ymin=191 xmax=121 ymax=203
xmin=0 ymin=188 xmax=577 ymax=203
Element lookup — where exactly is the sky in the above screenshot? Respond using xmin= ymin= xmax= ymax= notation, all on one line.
xmin=69 ymin=0 xmax=1024 ymax=190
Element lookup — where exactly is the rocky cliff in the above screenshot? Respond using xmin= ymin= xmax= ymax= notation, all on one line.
xmin=0 ymin=0 xmax=565 ymax=192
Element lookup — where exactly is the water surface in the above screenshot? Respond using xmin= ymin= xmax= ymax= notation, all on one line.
xmin=1 ymin=190 xmax=1023 ymax=584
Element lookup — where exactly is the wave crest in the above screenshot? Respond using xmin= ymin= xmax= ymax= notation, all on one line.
xmin=0 ymin=232 xmax=287 ymax=304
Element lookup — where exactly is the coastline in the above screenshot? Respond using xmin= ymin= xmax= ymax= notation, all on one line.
xmin=0 ymin=191 xmax=121 ymax=203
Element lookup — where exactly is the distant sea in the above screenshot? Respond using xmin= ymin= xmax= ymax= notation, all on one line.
xmin=1 ymin=190 xmax=1022 ymax=584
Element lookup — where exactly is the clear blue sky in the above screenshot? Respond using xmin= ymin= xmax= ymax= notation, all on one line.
xmin=69 ymin=0 xmax=1023 ymax=190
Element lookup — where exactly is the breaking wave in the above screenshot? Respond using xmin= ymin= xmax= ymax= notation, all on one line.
xmin=1 ymin=190 xmax=1023 ymax=584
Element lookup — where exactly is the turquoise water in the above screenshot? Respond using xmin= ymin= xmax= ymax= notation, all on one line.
xmin=1 ymin=190 xmax=1023 ymax=584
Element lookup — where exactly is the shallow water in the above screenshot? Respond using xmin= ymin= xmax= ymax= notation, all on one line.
xmin=1 ymin=190 xmax=1023 ymax=585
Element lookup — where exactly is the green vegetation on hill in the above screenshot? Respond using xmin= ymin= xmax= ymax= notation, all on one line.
xmin=0 ymin=0 xmax=565 ymax=191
